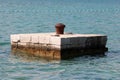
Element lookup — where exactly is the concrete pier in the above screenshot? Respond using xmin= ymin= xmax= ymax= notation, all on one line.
xmin=11 ymin=33 xmax=108 ymax=60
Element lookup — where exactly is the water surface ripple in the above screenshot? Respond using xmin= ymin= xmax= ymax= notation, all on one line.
xmin=0 ymin=0 xmax=120 ymax=80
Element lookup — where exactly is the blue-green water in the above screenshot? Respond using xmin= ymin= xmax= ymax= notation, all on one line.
xmin=0 ymin=0 xmax=120 ymax=80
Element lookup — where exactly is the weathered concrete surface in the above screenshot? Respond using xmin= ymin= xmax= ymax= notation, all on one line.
xmin=11 ymin=33 xmax=108 ymax=60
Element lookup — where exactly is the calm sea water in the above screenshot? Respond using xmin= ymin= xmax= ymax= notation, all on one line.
xmin=0 ymin=0 xmax=120 ymax=80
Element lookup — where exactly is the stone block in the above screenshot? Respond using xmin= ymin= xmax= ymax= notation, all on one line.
xmin=77 ymin=37 xmax=86 ymax=48
xmin=45 ymin=52 xmax=54 ymax=59
xmin=69 ymin=37 xmax=79 ymax=45
xmin=31 ymin=35 xmax=39 ymax=43
xmin=11 ymin=35 xmax=20 ymax=43
xmin=61 ymin=37 xmax=86 ymax=47
xmin=20 ymin=35 xmax=31 ymax=42
xmin=100 ymin=36 xmax=107 ymax=46
xmin=44 ymin=36 xmax=50 ymax=44
xmin=50 ymin=44 xmax=61 ymax=49
xmin=53 ymin=52 xmax=61 ymax=60
xmin=61 ymin=38 xmax=70 ymax=45
xmin=61 ymin=44 xmax=71 ymax=49
xmin=61 ymin=44 xmax=80 ymax=49
xmin=11 ymin=42 xmax=18 ymax=49
xmin=84 ymin=37 xmax=93 ymax=48
xmin=50 ymin=36 xmax=61 ymax=45
xmin=18 ymin=42 xmax=27 ymax=46
xmin=39 ymin=36 xmax=50 ymax=44
xmin=61 ymin=44 xmax=79 ymax=49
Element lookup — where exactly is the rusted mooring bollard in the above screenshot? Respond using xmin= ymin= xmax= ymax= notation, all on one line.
xmin=55 ymin=23 xmax=65 ymax=34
